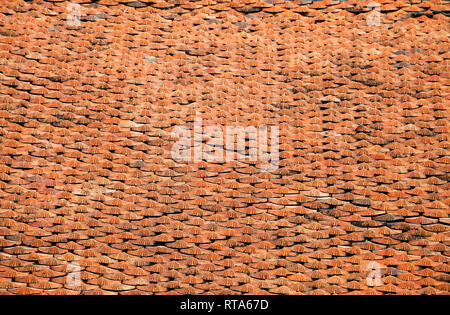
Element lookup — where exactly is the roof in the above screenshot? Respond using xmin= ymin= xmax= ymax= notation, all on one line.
xmin=0 ymin=0 xmax=449 ymax=295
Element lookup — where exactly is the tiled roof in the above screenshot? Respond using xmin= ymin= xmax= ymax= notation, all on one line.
xmin=0 ymin=0 xmax=449 ymax=295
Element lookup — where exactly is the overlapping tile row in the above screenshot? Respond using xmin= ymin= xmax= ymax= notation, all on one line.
xmin=0 ymin=0 xmax=448 ymax=295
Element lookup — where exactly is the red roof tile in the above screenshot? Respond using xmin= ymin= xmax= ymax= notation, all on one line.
xmin=0 ymin=0 xmax=448 ymax=296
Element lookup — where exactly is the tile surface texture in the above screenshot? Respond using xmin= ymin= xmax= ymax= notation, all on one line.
xmin=0 ymin=0 xmax=448 ymax=295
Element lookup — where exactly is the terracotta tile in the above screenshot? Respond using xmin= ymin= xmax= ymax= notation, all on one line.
xmin=0 ymin=0 xmax=448 ymax=296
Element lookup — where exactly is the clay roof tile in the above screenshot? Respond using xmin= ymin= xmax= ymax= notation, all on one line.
xmin=0 ymin=0 xmax=448 ymax=296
